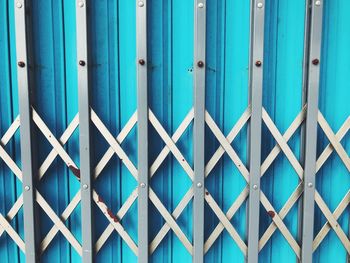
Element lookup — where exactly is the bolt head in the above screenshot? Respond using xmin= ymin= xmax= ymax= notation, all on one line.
xmin=139 ymin=59 xmax=146 ymax=65
xmin=257 ymin=2 xmax=263 ymax=8
xmin=198 ymin=3 xmax=204 ymax=8
xmin=312 ymin=58 xmax=319 ymax=66
xmin=82 ymin=184 xmax=88 ymax=190
xmin=253 ymin=184 xmax=258 ymax=190
xmin=78 ymin=1 xmax=84 ymax=7
xmin=307 ymin=182 xmax=313 ymax=188
xmin=79 ymin=60 xmax=86 ymax=66
xmin=197 ymin=61 xmax=204 ymax=68
xmin=24 ymin=185 xmax=30 ymax=191
xmin=18 ymin=61 xmax=25 ymax=68
xmin=138 ymin=1 xmax=144 ymax=7
xmin=196 ymin=182 xmax=203 ymax=188
xmin=255 ymin=60 xmax=262 ymax=67
xmin=16 ymin=2 xmax=22 ymax=8
xmin=315 ymin=0 xmax=321 ymax=6
xmin=140 ymin=183 xmax=146 ymax=188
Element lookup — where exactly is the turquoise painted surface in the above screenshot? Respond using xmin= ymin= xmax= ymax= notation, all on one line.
xmin=0 ymin=0 xmax=349 ymax=262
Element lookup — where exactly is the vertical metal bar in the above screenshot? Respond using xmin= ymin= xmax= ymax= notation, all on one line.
xmin=76 ymin=1 xmax=94 ymax=262
xmin=301 ymin=1 xmax=323 ymax=262
xmin=297 ymin=0 xmax=312 ymax=256
xmin=193 ymin=1 xmax=206 ymax=263
xmin=14 ymin=1 xmax=38 ymax=262
xmin=247 ymin=1 xmax=265 ymax=262
xmin=136 ymin=0 xmax=149 ymax=262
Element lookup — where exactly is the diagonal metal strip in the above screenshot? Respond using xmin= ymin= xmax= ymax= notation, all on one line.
xmin=92 ymin=109 xmax=193 ymax=254
xmin=204 ymin=186 xmax=249 ymax=253
xmin=97 ymin=109 xmax=194 ymax=252
xmin=0 ymin=195 xmax=23 ymax=237
xmin=313 ymin=190 xmax=350 ymax=251
xmin=317 ymin=112 xmax=350 ymax=171
xmin=316 ymin=117 xmax=350 ymax=171
xmin=204 ymin=191 xmax=247 ymax=255
xmin=149 ymin=110 xmax=247 ymax=255
xmin=95 ymin=189 xmax=138 ymax=252
xmin=314 ymin=191 xmax=350 ymax=254
xmin=92 ymin=191 xmax=138 ymax=254
xmin=261 ymin=109 xmax=350 ymax=254
xmin=152 ymin=107 xmax=251 ymax=254
xmin=205 ymin=110 xmax=301 ymax=257
xmin=260 ymin=114 xmax=350 ymax=252
xmin=0 ymin=213 xmax=25 ymax=251
xmin=148 ymin=109 xmax=194 ymax=180
xmin=0 ymin=136 xmax=82 ymax=254
xmin=0 ymin=118 xmax=26 ymax=248
xmin=33 ymin=108 xmax=137 ymax=254
xmin=205 ymin=106 xmax=306 ymax=252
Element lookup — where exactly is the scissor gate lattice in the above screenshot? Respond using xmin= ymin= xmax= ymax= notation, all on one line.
xmin=0 ymin=0 xmax=349 ymax=263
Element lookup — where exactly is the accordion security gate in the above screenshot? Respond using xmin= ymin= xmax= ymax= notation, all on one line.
xmin=0 ymin=0 xmax=349 ymax=262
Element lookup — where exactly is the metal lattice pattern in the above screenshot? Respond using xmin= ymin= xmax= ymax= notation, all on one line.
xmin=0 ymin=104 xmax=349 ymax=259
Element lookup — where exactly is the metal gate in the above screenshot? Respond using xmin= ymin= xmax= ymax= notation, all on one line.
xmin=0 ymin=0 xmax=349 ymax=262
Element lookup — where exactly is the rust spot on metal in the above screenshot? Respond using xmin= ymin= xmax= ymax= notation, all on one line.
xmin=255 ymin=60 xmax=262 ymax=67
xmin=267 ymin=210 xmax=275 ymax=218
xmin=97 ymin=195 xmax=104 ymax=203
xmin=18 ymin=61 xmax=25 ymax=68
xmin=312 ymin=58 xmax=319 ymax=65
xmin=107 ymin=208 xmax=119 ymax=223
xmin=197 ymin=61 xmax=204 ymax=68
xmin=69 ymin=165 xmax=81 ymax=180
xmin=138 ymin=59 xmax=145 ymax=65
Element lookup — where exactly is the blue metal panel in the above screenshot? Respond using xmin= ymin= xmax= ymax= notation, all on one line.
xmin=261 ymin=1 xmax=305 ymax=263
xmin=0 ymin=0 xmax=349 ymax=262
xmin=0 ymin=1 xmax=21 ymax=262
xmin=315 ymin=0 xmax=350 ymax=262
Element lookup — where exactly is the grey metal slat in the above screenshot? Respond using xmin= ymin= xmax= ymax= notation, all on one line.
xmin=14 ymin=1 xmax=38 ymax=262
xmin=76 ymin=1 xmax=94 ymax=262
xmin=301 ymin=1 xmax=324 ymax=262
xmin=136 ymin=0 xmax=149 ymax=262
xmin=193 ymin=1 xmax=206 ymax=263
xmin=247 ymin=1 xmax=265 ymax=262
xmin=297 ymin=0 xmax=312 ymax=251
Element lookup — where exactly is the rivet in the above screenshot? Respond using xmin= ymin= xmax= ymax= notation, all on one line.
xmin=79 ymin=60 xmax=86 ymax=66
xmin=312 ymin=59 xmax=319 ymax=65
xmin=197 ymin=182 xmax=203 ymax=188
xmin=138 ymin=1 xmax=144 ymax=7
xmin=139 ymin=59 xmax=145 ymax=65
xmin=16 ymin=2 xmax=22 ymax=8
xmin=78 ymin=1 xmax=84 ymax=7
xmin=140 ymin=183 xmax=146 ymax=188
xmin=315 ymin=0 xmax=321 ymax=6
xmin=255 ymin=60 xmax=262 ymax=67
xmin=253 ymin=184 xmax=258 ymax=190
xmin=24 ymin=185 xmax=30 ymax=191
xmin=257 ymin=2 xmax=263 ymax=8
xmin=18 ymin=61 xmax=25 ymax=68
xmin=82 ymin=184 xmax=88 ymax=190
xmin=198 ymin=3 xmax=204 ymax=8
xmin=197 ymin=61 xmax=204 ymax=68
xmin=307 ymin=182 xmax=313 ymax=188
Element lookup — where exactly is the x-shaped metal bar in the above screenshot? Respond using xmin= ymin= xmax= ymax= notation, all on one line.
xmin=260 ymin=108 xmax=350 ymax=255
xmin=205 ymin=109 xmax=301 ymax=257
xmin=0 ymin=116 xmax=25 ymax=251
xmin=91 ymin=108 xmax=194 ymax=255
xmin=0 ymin=111 xmax=82 ymax=254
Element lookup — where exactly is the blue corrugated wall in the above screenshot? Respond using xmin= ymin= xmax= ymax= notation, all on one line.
xmin=0 ymin=0 xmax=349 ymax=262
